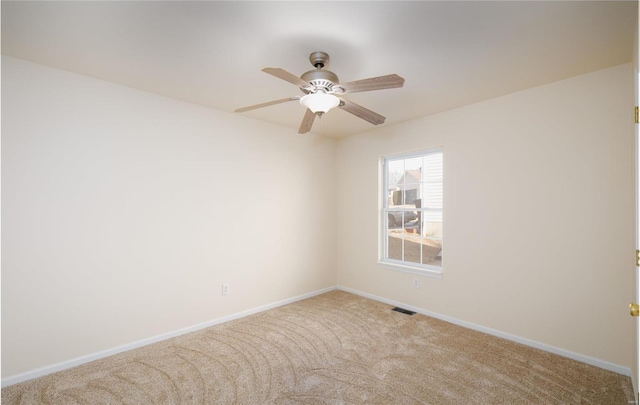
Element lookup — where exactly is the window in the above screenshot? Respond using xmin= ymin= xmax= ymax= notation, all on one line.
xmin=380 ymin=148 xmax=443 ymax=276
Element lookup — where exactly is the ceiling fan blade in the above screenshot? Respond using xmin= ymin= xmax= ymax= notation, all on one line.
xmin=263 ymin=67 xmax=310 ymax=88
xmin=298 ymin=109 xmax=316 ymax=134
xmin=339 ymin=99 xmax=386 ymax=125
xmin=339 ymin=74 xmax=405 ymax=93
xmin=235 ymin=97 xmax=300 ymax=113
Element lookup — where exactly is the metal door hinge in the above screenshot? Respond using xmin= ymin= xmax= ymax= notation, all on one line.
xmin=636 ymin=249 xmax=639 ymax=266
xmin=636 ymin=106 xmax=639 ymax=124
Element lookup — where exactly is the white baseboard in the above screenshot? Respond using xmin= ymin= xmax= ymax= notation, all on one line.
xmin=1 ymin=286 xmax=337 ymax=388
xmin=4 ymin=285 xmax=630 ymax=388
xmin=337 ymin=285 xmax=632 ymax=377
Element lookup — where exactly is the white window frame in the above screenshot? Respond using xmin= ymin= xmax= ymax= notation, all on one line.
xmin=379 ymin=147 xmax=443 ymax=279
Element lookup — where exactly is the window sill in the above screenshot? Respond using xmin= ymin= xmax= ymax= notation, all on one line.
xmin=377 ymin=260 xmax=443 ymax=279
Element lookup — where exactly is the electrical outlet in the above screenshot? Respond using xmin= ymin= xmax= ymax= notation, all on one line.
xmin=222 ymin=284 xmax=229 ymax=295
xmin=413 ymin=279 xmax=420 ymax=288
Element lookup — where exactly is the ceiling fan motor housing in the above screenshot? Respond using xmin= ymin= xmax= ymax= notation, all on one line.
xmin=300 ymin=69 xmax=340 ymax=93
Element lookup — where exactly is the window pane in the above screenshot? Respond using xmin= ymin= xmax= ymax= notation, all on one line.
xmin=386 ymin=211 xmax=400 ymax=229
xmin=402 ymin=218 xmax=421 ymax=264
xmin=404 ymin=187 xmax=418 ymax=206
xmin=422 ymin=220 xmax=442 ymax=266
xmin=424 ymin=182 xmax=443 ymax=209
xmin=387 ymin=217 xmax=403 ymax=261
xmin=387 ymin=160 xmax=404 ymax=208
xmin=400 ymin=158 xmax=420 ymax=206
xmin=404 ymin=156 xmax=422 ymax=172
xmin=423 ymin=153 xmax=443 ymax=182
xmin=423 ymin=220 xmax=443 ymax=239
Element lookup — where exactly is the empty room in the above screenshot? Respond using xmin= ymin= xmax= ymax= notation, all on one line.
xmin=2 ymin=1 xmax=639 ymax=403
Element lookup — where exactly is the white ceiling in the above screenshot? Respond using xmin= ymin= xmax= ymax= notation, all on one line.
xmin=2 ymin=1 xmax=636 ymax=138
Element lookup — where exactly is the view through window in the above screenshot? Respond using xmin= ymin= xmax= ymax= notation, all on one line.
xmin=382 ymin=149 xmax=443 ymax=273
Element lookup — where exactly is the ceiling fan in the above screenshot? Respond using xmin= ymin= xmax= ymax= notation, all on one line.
xmin=235 ymin=51 xmax=405 ymax=134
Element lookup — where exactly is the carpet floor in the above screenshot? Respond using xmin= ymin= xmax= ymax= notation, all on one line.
xmin=2 ymin=290 xmax=635 ymax=404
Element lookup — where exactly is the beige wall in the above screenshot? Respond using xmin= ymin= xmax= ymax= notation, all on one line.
xmin=1 ymin=57 xmax=337 ymax=378
xmin=2 ymin=56 xmax=635 ymax=381
xmin=336 ymin=63 xmax=635 ymax=369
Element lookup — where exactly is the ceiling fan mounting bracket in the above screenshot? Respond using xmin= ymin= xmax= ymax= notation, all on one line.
xmin=309 ymin=51 xmax=330 ymax=69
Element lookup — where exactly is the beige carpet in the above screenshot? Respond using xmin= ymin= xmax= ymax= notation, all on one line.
xmin=2 ymin=291 xmax=634 ymax=404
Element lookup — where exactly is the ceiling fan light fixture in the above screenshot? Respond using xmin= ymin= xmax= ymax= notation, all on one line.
xmin=299 ymin=92 xmax=340 ymax=114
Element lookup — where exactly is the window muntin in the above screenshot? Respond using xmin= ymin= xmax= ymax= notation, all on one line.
xmin=382 ymin=149 xmax=443 ymax=274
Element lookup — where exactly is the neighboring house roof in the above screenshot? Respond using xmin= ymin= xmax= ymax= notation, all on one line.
xmin=397 ymin=169 xmax=421 ymax=185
